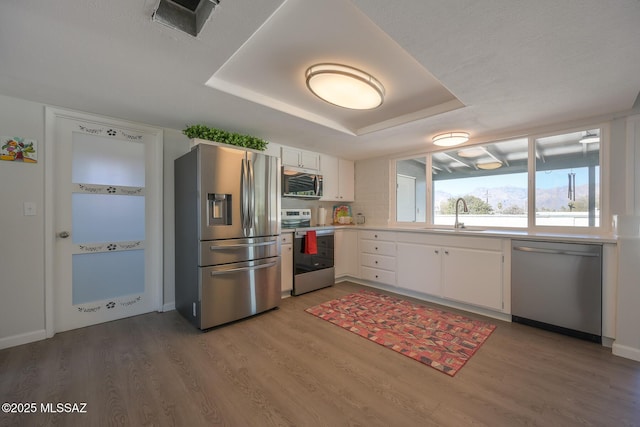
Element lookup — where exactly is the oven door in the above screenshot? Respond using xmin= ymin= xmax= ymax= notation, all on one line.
xmin=293 ymin=230 xmax=334 ymax=274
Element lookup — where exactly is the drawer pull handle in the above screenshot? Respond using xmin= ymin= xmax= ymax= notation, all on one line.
xmin=435 ymin=250 xmax=439 ymax=254
xmin=444 ymin=250 xmax=449 ymax=255
xmin=374 ymin=234 xmax=378 ymax=238
xmin=375 ymin=275 xmax=379 ymax=278
xmin=375 ymin=260 xmax=378 ymax=264
xmin=375 ymin=247 xmax=378 ymax=250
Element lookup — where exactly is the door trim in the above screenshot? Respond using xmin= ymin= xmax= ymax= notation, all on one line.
xmin=44 ymin=106 xmax=164 ymax=338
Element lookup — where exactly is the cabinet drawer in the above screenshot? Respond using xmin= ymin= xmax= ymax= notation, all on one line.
xmin=280 ymin=233 xmax=293 ymax=244
xmin=360 ymin=239 xmax=395 ymax=256
xmin=361 ymin=266 xmax=396 ymax=286
xmin=361 ymin=253 xmax=395 ymax=271
xmin=358 ymin=230 xmax=395 ymax=241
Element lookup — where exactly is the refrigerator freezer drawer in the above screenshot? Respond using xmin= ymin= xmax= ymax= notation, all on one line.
xmin=198 ymin=257 xmax=281 ymax=329
xmin=199 ymin=236 xmax=279 ymax=266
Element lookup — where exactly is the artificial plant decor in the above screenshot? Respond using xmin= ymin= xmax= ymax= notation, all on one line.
xmin=183 ymin=125 xmax=268 ymax=151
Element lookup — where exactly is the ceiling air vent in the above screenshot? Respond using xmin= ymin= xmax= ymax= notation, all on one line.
xmin=152 ymin=0 xmax=221 ymax=37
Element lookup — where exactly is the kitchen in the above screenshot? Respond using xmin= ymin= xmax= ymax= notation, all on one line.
xmin=2 ymin=0 xmax=640 ymax=425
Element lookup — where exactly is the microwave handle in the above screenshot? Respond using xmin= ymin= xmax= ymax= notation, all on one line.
xmin=314 ymin=175 xmax=320 ymax=197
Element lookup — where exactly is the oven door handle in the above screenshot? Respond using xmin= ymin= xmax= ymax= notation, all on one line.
xmin=295 ymin=231 xmax=334 ymax=238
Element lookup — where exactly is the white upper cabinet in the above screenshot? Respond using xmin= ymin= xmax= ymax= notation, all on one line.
xmin=281 ymin=147 xmax=320 ymax=170
xmin=320 ymin=154 xmax=355 ymax=202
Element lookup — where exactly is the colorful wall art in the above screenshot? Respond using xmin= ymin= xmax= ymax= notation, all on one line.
xmin=1 ymin=136 xmax=37 ymax=163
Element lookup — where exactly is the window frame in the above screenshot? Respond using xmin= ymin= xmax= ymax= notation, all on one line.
xmin=390 ymin=123 xmax=610 ymax=234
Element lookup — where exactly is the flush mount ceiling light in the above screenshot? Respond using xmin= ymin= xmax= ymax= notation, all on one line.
xmin=305 ymin=63 xmax=385 ymax=110
xmin=433 ymin=132 xmax=470 ymax=147
xmin=579 ymin=132 xmax=600 ymax=144
xmin=476 ymin=161 xmax=502 ymax=170
xmin=457 ymin=146 xmax=486 ymax=158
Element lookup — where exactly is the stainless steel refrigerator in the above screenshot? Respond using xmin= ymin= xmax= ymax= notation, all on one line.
xmin=174 ymin=143 xmax=281 ymax=329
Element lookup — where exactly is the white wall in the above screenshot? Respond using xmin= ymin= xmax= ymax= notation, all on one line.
xmin=612 ymin=113 xmax=640 ymax=361
xmin=162 ymin=128 xmax=191 ymax=311
xmin=350 ymin=156 xmax=390 ymax=226
xmin=0 ymin=95 xmax=46 ymax=347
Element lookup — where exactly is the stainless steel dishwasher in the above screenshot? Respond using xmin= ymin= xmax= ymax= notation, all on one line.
xmin=511 ymin=240 xmax=602 ymax=343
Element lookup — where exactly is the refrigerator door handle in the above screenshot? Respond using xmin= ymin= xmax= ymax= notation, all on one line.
xmin=248 ymin=158 xmax=255 ymax=230
xmin=208 ymin=241 xmax=277 ymax=250
xmin=240 ymin=158 xmax=248 ymax=234
xmin=209 ymin=261 xmax=278 ymax=276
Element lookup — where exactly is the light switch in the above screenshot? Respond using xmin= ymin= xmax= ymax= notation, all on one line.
xmin=23 ymin=202 xmax=36 ymax=216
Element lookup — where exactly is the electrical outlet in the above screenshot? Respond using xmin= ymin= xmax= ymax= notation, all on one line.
xmin=23 ymin=202 xmax=36 ymax=216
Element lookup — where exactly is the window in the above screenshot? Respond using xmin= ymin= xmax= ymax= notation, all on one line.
xmin=396 ymin=157 xmax=426 ymax=222
xmin=534 ymin=129 xmax=600 ymax=227
xmin=393 ymin=126 xmax=604 ymax=230
xmin=432 ymin=138 xmax=528 ymax=228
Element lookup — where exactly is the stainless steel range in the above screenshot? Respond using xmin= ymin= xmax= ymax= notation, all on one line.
xmin=281 ymin=209 xmax=334 ymax=295
xmin=281 ymin=208 xmax=311 ymax=229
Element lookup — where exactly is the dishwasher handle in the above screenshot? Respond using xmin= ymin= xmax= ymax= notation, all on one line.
xmin=513 ymin=245 xmax=600 ymax=257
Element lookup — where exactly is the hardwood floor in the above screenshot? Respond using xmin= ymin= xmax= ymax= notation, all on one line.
xmin=1 ymin=281 xmax=639 ymax=426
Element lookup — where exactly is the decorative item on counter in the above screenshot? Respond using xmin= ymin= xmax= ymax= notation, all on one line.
xmin=182 ymin=124 xmax=268 ymax=151
xmin=333 ymin=205 xmax=352 ymax=224
xmin=1 ymin=136 xmax=37 ymax=163
xmin=355 ymin=213 xmax=366 ymax=225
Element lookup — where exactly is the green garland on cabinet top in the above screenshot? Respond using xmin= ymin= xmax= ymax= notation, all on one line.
xmin=183 ymin=125 xmax=268 ymax=151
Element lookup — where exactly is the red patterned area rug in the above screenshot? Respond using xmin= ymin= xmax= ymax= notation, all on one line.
xmin=305 ymin=290 xmax=496 ymax=376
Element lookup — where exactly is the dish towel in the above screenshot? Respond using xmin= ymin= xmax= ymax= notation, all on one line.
xmin=305 ymin=230 xmax=318 ymax=255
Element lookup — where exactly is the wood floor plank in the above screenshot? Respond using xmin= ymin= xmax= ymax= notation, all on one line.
xmin=1 ymin=281 xmax=639 ymax=426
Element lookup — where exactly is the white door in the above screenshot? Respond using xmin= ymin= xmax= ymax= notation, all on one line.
xmin=45 ymin=108 xmax=163 ymax=334
xmin=396 ymin=174 xmax=416 ymax=222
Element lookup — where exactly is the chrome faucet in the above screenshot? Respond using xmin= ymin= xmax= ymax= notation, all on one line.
xmin=454 ymin=197 xmax=468 ymax=229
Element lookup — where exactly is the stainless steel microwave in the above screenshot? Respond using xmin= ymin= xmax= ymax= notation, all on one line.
xmin=282 ymin=166 xmax=323 ymax=199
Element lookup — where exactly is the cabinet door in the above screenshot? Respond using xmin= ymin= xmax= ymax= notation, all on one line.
xmin=335 ymin=229 xmax=358 ymax=277
xmin=320 ymin=154 xmax=339 ymax=201
xmin=300 ymin=151 xmax=320 ymax=170
xmin=281 ymin=243 xmax=293 ymax=292
xmin=281 ymin=147 xmax=300 ymax=167
xmin=397 ymin=243 xmax=442 ymax=295
xmin=442 ymin=247 xmax=503 ymax=310
xmin=338 ymin=159 xmax=355 ymax=202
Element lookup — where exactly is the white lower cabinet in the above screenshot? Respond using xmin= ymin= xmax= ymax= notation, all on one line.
xmin=358 ymin=230 xmax=396 ymax=286
xmin=335 ymin=229 xmax=358 ymax=278
xmin=441 ymin=247 xmax=503 ymax=311
xmin=280 ymin=233 xmax=293 ymax=293
xmin=396 ymin=242 xmax=442 ymax=295
xmin=395 ymin=233 xmax=504 ymax=311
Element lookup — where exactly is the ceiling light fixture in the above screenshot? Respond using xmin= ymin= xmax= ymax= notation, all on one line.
xmin=433 ymin=132 xmax=470 ymax=147
xmin=457 ymin=147 xmax=486 ymax=158
xmin=477 ymin=161 xmax=502 ymax=170
xmin=305 ymin=63 xmax=385 ymax=110
xmin=579 ymin=132 xmax=600 ymax=144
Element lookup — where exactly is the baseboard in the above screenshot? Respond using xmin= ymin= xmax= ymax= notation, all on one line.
xmin=339 ymin=278 xmax=512 ymax=323
xmin=601 ymin=336 xmax=614 ymax=348
xmin=0 ymin=329 xmax=47 ymax=350
xmin=612 ymin=342 xmax=640 ymax=362
xmin=162 ymin=302 xmax=176 ymax=312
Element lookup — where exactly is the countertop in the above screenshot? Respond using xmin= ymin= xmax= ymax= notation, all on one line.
xmin=282 ymin=224 xmax=618 ymax=244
